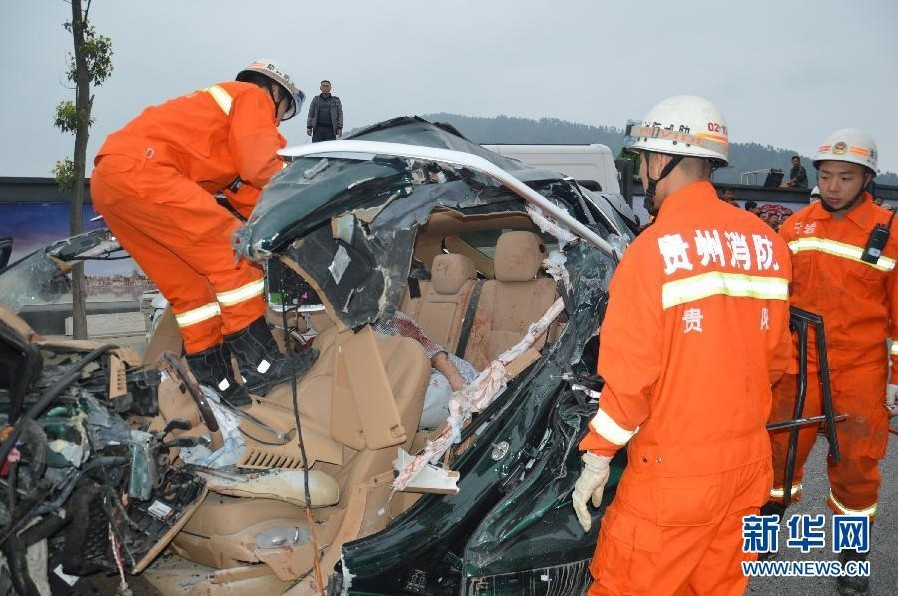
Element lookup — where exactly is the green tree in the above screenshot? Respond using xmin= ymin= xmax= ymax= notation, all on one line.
xmin=54 ymin=0 xmax=113 ymax=339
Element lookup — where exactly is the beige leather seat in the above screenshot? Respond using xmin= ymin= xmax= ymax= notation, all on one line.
xmin=400 ymin=253 xmax=477 ymax=354
xmin=462 ymin=231 xmax=558 ymax=371
xmin=254 ymin=325 xmax=430 ymax=502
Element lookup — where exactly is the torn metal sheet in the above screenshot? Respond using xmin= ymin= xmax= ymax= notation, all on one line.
xmin=286 ymin=223 xmax=416 ymax=328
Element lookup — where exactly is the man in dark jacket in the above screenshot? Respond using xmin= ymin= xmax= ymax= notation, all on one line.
xmin=306 ymin=80 xmax=343 ymax=142
xmin=786 ymin=155 xmax=809 ymax=188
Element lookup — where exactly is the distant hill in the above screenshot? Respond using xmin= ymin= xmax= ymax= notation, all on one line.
xmin=417 ymin=113 xmax=898 ymax=186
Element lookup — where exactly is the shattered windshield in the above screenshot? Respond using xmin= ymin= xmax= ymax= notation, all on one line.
xmin=0 ymin=248 xmax=72 ymax=313
xmin=0 ymin=228 xmax=131 ymax=315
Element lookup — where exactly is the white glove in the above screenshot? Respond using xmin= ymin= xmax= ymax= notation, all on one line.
xmin=572 ymin=452 xmax=612 ymax=532
xmin=886 ymin=384 xmax=898 ymax=416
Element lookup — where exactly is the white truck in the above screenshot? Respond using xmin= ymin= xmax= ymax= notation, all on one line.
xmin=480 ymin=143 xmax=621 ymax=194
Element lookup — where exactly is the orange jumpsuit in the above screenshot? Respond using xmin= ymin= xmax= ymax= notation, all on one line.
xmin=580 ymin=181 xmax=792 ymax=595
xmin=768 ymin=193 xmax=897 ymax=518
xmin=91 ymin=82 xmax=286 ymax=353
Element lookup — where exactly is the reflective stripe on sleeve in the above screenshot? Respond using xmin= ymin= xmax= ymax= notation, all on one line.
xmin=788 ymin=237 xmax=896 ymax=272
xmin=890 ymin=341 xmax=898 ymax=356
xmin=829 ymin=491 xmax=877 ymax=517
xmin=175 ymin=302 xmax=221 ymax=328
xmin=203 ymin=85 xmax=233 ymax=116
xmin=661 ymin=271 xmax=789 ymax=309
xmin=216 ymin=279 xmax=265 ymax=307
xmin=589 ymin=408 xmax=636 ymax=446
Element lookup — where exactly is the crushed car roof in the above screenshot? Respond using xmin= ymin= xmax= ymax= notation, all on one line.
xmin=234 ymin=117 xmax=621 ymax=330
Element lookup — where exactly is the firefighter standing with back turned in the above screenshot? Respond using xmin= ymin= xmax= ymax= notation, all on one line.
xmin=762 ymin=129 xmax=895 ymax=596
xmin=91 ymin=59 xmax=305 ymax=401
xmin=572 ymin=95 xmax=793 ymax=594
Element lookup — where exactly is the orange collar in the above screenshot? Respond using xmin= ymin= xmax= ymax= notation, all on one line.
xmin=655 ymin=181 xmax=717 ymax=221
xmin=806 ymin=193 xmax=876 ymax=229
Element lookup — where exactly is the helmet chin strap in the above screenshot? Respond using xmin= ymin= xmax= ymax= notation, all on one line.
xmin=644 ymin=152 xmax=684 ymax=215
xmin=265 ymin=81 xmax=288 ymax=120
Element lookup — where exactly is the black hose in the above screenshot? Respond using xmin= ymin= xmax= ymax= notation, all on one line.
xmin=281 ymin=300 xmax=314 ymax=510
xmin=2 ymin=536 xmax=39 ymax=596
xmin=5 ymin=419 xmax=48 ymax=516
xmin=20 ymin=511 xmax=69 ymax=546
xmin=31 ymin=456 xmax=129 ymax=518
xmin=0 ymin=479 xmax=52 ymax=545
xmin=0 ymin=456 xmax=129 ymax=549
xmin=0 ymin=344 xmax=117 ymax=469
xmin=0 ymin=318 xmax=43 ymax=426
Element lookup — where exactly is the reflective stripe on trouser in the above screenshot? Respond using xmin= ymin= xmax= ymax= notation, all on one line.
xmin=91 ymin=154 xmax=266 ymax=353
xmin=767 ymin=363 xmax=888 ymax=517
xmin=588 ymin=458 xmax=771 ymax=596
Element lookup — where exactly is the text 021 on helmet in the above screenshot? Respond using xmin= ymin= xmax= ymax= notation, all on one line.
xmin=625 ymin=95 xmax=729 ymax=168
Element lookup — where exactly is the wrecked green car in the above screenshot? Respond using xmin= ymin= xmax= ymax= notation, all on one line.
xmin=0 ymin=116 xmax=643 ymax=594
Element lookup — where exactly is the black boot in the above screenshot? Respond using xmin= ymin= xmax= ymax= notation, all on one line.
xmin=185 ymin=343 xmax=250 ymax=406
xmin=224 ymin=316 xmax=295 ymax=396
xmin=836 ymin=549 xmax=870 ymax=596
xmin=760 ymin=501 xmax=787 ymax=519
xmin=757 ymin=501 xmax=787 ymax=561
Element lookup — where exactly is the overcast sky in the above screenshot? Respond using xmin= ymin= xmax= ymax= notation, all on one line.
xmin=2 ymin=0 xmax=897 ymax=178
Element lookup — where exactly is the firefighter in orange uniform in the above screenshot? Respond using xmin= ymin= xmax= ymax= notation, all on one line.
xmin=91 ymin=59 xmax=305 ymax=399
xmin=763 ymin=129 xmax=893 ymax=596
xmin=571 ymin=95 xmax=793 ymax=594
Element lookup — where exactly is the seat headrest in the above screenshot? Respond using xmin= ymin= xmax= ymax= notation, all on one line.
xmin=431 ymin=253 xmax=476 ymax=294
xmin=494 ymin=231 xmax=546 ymax=282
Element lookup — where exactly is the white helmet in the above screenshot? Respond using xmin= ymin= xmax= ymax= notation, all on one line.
xmin=626 ymin=95 xmax=729 ymax=167
xmin=813 ymin=128 xmax=877 ymax=174
xmin=236 ymin=58 xmax=305 ymax=120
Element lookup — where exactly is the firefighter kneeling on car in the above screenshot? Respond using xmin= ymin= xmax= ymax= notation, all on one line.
xmin=91 ymin=59 xmax=305 ymax=402
xmin=572 ymin=95 xmax=793 ymax=595
xmin=762 ymin=128 xmax=895 ymax=596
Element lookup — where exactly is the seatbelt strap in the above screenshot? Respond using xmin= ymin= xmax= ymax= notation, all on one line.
xmin=455 ymin=279 xmax=484 ymax=358
xmin=407 ymin=277 xmax=421 ymax=299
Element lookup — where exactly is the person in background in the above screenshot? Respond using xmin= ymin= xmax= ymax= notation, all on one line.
xmin=745 ymin=200 xmax=760 ymax=215
xmin=786 ymin=155 xmax=809 ymax=188
xmin=721 ymin=187 xmax=738 ymax=206
xmin=90 ymin=59 xmax=305 ymax=401
xmin=573 ymin=95 xmax=791 ymax=594
xmin=763 ymin=129 xmax=894 ymax=596
xmin=307 ymin=80 xmax=343 ymax=142
xmin=810 ymin=185 xmax=821 ymax=202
